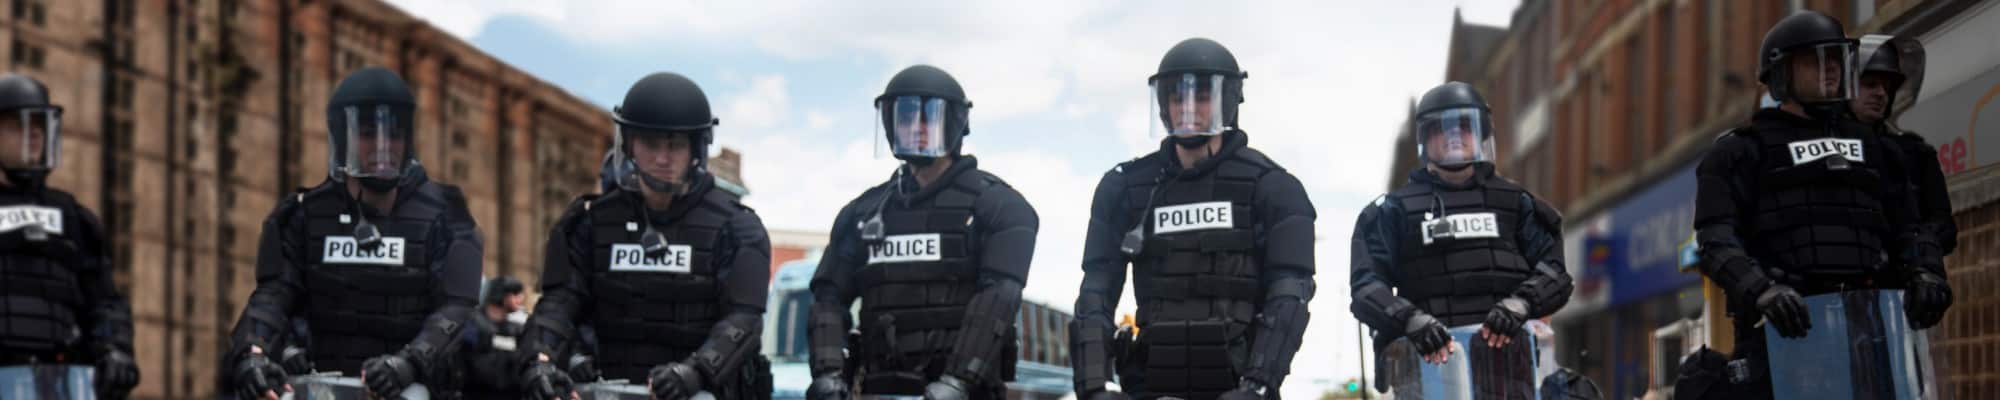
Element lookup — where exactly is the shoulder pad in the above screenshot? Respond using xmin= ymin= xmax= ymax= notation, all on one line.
xmin=1714 ymin=126 xmax=1755 ymax=142
xmin=1233 ymin=147 xmax=1282 ymax=171
xmin=1371 ymin=194 xmax=1387 ymax=207
xmin=1482 ymin=175 xmax=1529 ymax=193
xmin=1527 ymin=193 xmax=1563 ymax=230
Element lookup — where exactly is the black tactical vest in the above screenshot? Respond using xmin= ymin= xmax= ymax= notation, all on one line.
xmin=295 ymin=185 xmax=449 ymax=375
xmin=1118 ymin=150 xmax=1273 ymax=398
xmin=1385 ymin=176 xmax=1535 ymax=327
xmin=1740 ymin=127 xmax=1893 ymax=286
xmin=851 ymin=170 xmax=1000 ymax=394
xmin=583 ymin=189 xmax=735 ymax=382
xmin=0 ymin=192 xmax=88 ymax=355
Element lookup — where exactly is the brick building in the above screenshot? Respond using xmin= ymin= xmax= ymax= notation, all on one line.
xmin=0 ymin=0 xmax=638 ymax=398
xmin=1391 ymin=0 xmax=2000 ymax=398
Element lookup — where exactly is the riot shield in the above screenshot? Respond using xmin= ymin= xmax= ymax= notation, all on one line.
xmin=280 ymin=372 xmax=429 ymax=400
xmin=574 ymin=379 xmax=717 ymax=400
xmin=1764 ymin=289 xmax=1943 ymax=400
xmin=1384 ymin=324 xmax=1539 ymax=400
xmin=0 ymin=364 xmax=94 ymax=400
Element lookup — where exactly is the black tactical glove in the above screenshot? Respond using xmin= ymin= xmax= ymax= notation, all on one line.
xmin=648 ymin=362 xmax=704 ymax=400
xmin=1756 ymin=284 xmax=1812 ymax=338
xmin=360 ymin=353 xmax=418 ymax=399
xmin=1906 ymin=272 xmax=1953 ymax=330
xmin=278 ymin=346 xmax=313 ymax=375
xmin=234 ymin=349 xmax=289 ymax=400
xmin=522 ymin=360 xmax=576 ymax=400
xmin=94 ymin=345 xmax=139 ymax=399
xmin=1483 ymin=297 xmax=1530 ymax=341
xmin=1403 ymin=313 xmax=1452 ymax=355
xmin=806 ymin=373 xmax=850 ymax=400
xmin=922 ymin=374 xmax=973 ymax=400
xmin=1217 ymin=379 xmax=1268 ymax=400
xmin=567 ymin=353 xmax=600 ymax=383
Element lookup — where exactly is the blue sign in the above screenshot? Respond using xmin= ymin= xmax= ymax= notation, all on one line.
xmin=1587 ymin=162 xmax=1702 ymax=306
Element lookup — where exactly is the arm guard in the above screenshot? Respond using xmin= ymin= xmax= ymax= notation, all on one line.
xmin=688 ymin=311 xmax=764 ymax=388
xmin=1512 ymin=194 xmax=1572 ymax=317
xmin=1349 ymin=200 xmax=1420 ymax=334
xmin=1693 ymin=136 xmax=1777 ymax=301
xmin=230 ymin=197 xmax=307 ymax=359
xmin=1245 ymin=274 xmax=1313 ymax=386
xmin=809 ymin=198 xmax=870 ymax=377
xmin=943 ymin=278 xmax=1025 ymax=385
xmin=1074 ymin=169 xmax=1131 ymax=395
xmin=520 ymin=205 xmax=594 ymax=366
xmin=73 ymin=207 xmax=133 ymax=353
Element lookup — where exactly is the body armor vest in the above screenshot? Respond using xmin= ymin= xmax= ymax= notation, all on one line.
xmin=0 ymin=193 xmax=87 ymax=355
xmin=851 ymin=170 xmax=999 ymax=394
xmin=1740 ymin=127 xmax=1893 ymax=288
xmin=1119 ymin=150 xmax=1272 ymax=398
xmin=295 ymin=185 xmax=447 ymax=375
xmin=1385 ymin=176 xmax=1535 ymax=327
xmin=584 ymin=189 xmax=735 ymax=382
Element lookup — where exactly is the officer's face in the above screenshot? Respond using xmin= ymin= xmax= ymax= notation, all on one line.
xmin=630 ymin=134 xmax=692 ymax=185
xmin=1167 ymin=88 xmax=1216 ymax=132
xmin=1424 ymin=120 xmax=1477 ymax=164
xmin=1787 ymin=52 xmax=1847 ymax=101
xmin=354 ymin=124 xmax=406 ymax=175
xmin=0 ymin=113 xmax=47 ymax=169
xmin=896 ymin=115 xmax=932 ymax=150
xmin=504 ymin=292 xmax=525 ymax=312
xmin=1854 ymin=72 xmax=1895 ymax=123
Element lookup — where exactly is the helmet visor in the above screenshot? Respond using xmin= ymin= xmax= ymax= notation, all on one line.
xmin=1785 ymin=42 xmax=1858 ymax=103
xmin=877 ymin=96 xmax=949 ymax=158
xmin=1415 ymin=107 xmax=1494 ymax=167
xmin=3 ymin=107 xmax=60 ymax=171
xmin=338 ymin=104 xmax=409 ymax=178
xmin=1150 ymin=73 xmax=1227 ymax=138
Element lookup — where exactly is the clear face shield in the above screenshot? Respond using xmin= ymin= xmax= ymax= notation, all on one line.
xmin=1149 ymin=73 xmax=1227 ymax=138
xmin=338 ymin=104 xmax=409 ymax=179
xmin=1 ymin=107 xmax=60 ymax=172
xmin=1784 ymin=42 xmax=1859 ymax=104
xmin=1415 ymin=107 xmax=1495 ymax=168
xmin=875 ymin=96 xmax=950 ymax=159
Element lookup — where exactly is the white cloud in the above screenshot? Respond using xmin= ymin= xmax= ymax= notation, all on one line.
xmin=722 ymin=75 xmax=792 ymax=131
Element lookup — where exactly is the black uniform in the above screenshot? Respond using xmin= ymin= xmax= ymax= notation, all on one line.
xmin=1070 ymin=130 xmax=1316 ymax=400
xmin=522 ymin=173 xmax=774 ymax=398
xmin=464 ymin=277 xmax=528 ymax=399
xmin=808 ymin=156 xmax=1038 ymax=399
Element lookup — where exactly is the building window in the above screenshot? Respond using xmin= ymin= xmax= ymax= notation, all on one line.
xmin=10 ymin=40 xmax=44 ymax=69
xmin=14 ymin=1 xmax=46 ymax=27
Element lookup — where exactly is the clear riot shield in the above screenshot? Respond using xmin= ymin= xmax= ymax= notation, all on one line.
xmin=0 ymin=364 xmax=94 ymax=400
xmin=280 ymin=372 xmax=429 ymax=400
xmin=574 ymin=379 xmax=717 ymax=400
xmin=1764 ymin=289 xmax=1944 ymax=400
xmin=1384 ymin=324 xmax=1539 ymax=400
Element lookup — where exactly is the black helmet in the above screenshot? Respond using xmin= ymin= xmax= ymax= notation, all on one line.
xmin=0 ymin=74 xmax=61 ymax=190
xmin=1757 ymin=11 xmax=1857 ymax=105
xmin=874 ymin=65 xmax=971 ymax=165
xmin=1857 ymin=34 xmax=1926 ymax=111
xmin=1149 ymin=38 xmax=1247 ymax=143
xmin=1412 ymin=82 xmax=1496 ymax=169
xmin=325 ymin=66 xmax=417 ymax=191
xmin=482 ymin=276 xmax=525 ymax=307
xmin=611 ymin=72 xmax=718 ymax=193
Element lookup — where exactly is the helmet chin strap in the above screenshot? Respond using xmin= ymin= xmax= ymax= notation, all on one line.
xmin=1172 ymin=134 xmax=1213 ymax=149
xmin=3 ymin=168 xmax=47 ymax=192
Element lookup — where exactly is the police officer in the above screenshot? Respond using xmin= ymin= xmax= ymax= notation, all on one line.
xmin=0 ymin=73 xmax=140 ymax=398
xmin=806 ymin=65 xmax=1039 ymax=400
xmin=518 ymin=72 xmax=773 ymax=400
xmin=1853 ymin=33 xmax=1956 ymax=331
xmin=1678 ymin=11 xmax=1942 ymax=398
xmin=226 ymin=66 xmax=484 ymax=399
xmin=1347 ymin=81 xmax=1571 ymax=396
xmin=1070 ymin=38 xmax=1315 ymax=400
xmin=465 ymin=276 xmax=529 ymax=398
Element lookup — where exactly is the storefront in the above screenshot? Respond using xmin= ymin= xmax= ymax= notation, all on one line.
xmin=1552 ymin=161 xmax=1705 ymax=399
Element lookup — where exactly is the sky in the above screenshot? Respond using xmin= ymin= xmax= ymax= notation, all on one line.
xmin=385 ymin=0 xmax=1523 ymax=396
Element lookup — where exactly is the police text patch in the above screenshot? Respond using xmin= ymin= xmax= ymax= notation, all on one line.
xmin=868 ymin=233 xmax=942 ymax=264
xmin=322 ymin=236 xmax=408 ymax=265
xmin=1421 ymin=212 xmax=1501 ymax=244
xmin=609 ymin=243 xmax=694 ymax=273
xmin=1153 ymin=201 xmax=1233 ymax=235
xmin=1788 ymin=138 xmax=1865 ymax=165
xmin=0 ymin=205 xmax=62 ymax=235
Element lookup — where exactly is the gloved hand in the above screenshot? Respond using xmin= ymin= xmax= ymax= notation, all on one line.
xmin=1906 ymin=272 xmax=1953 ymax=330
xmin=521 ymin=359 xmax=576 ymax=400
xmin=922 ymin=374 xmax=972 ymax=400
xmin=648 ymin=362 xmax=704 ymax=400
xmin=1403 ymin=313 xmax=1452 ymax=357
xmin=1757 ymin=284 xmax=1812 ymax=338
xmin=1481 ymin=297 xmax=1530 ymax=348
xmin=278 ymin=346 xmax=313 ymax=375
xmin=234 ymin=347 xmax=289 ymax=400
xmin=360 ymin=353 xmax=418 ymax=399
xmin=806 ymin=373 xmax=850 ymax=400
xmin=1217 ymin=379 xmax=1268 ymax=400
xmin=566 ymin=353 xmax=600 ymax=383
xmin=93 ymin=345 xmax=139 ymax=399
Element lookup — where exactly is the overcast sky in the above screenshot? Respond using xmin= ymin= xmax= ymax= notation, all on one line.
xmin=387 ymin=0 xmax=1523 ymax=395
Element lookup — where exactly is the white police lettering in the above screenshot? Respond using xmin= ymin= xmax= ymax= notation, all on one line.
xmin=1153 ymin=201 xmax=1233 ymax=235
xmin=1420 ymin=212 xmax=1501 ymax=244
xmin=608 ymin=243 xmax=694 ymax=273
xmin=868 ymin=233 xmax=943 ymax=264
xmin=0 ymin=205 xmax=62 ymax=235
xmin=321 ymin=236 xmax=407 ymax=265
xmin=1788 ymin=138 xmax=1865 ymax=165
